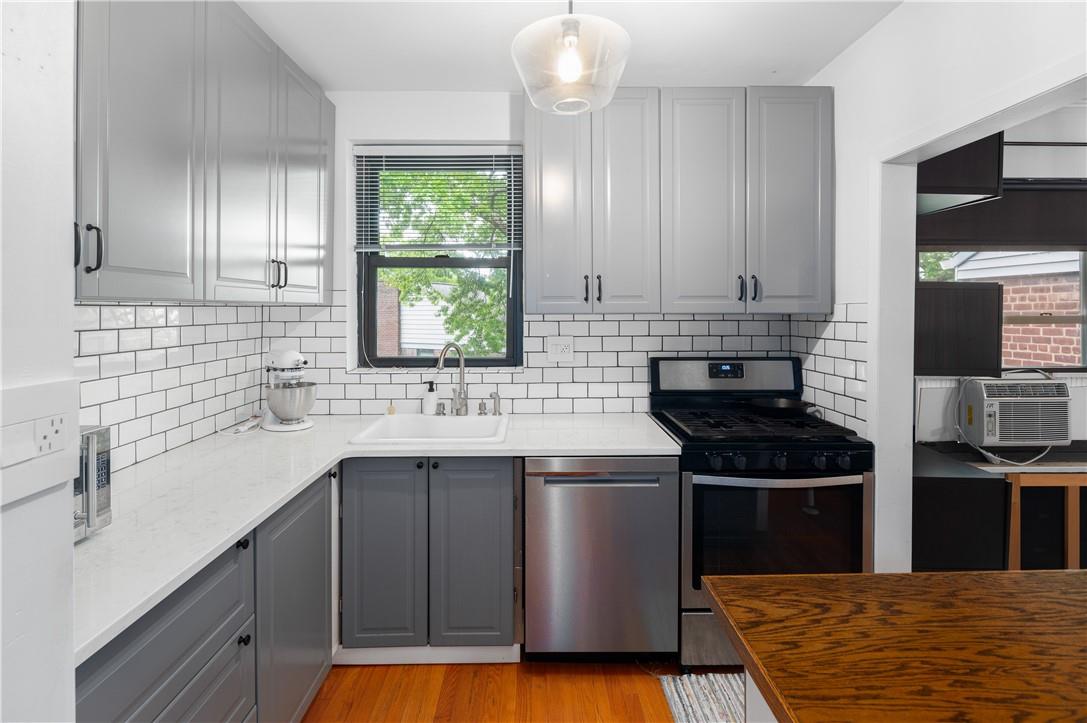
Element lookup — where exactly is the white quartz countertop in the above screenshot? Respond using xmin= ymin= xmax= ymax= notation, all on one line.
xmin=73 ymin=413 xmax=679 ymax=665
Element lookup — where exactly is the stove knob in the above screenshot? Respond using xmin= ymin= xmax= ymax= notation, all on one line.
xmin=773 ymin=454 xmax=788 ymax=472
xmin=733 ymin=454 xmax=748 ymax=471
xmin=707 ymin=453 xmax=725 ymax=472
xmin=812 ymin=454 xmax=828 ymax=471
xmin=837 ymin=454 xmax=853 ymax=471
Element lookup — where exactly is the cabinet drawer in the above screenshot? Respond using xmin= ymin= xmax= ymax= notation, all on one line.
xmin=156 ymin=616 xmax=256 ymax=723
xmin=76 ymin=538 xmax=255 ymax=722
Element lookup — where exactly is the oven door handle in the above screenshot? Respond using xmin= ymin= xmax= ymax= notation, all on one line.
xmin=691 ymin=474 xmax=864 ymax=489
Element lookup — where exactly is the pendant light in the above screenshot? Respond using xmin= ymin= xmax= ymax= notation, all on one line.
xmin=511 ymin=0 xmax=631 ymax=115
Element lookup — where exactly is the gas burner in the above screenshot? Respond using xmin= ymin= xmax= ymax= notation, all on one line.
xmin=649 ymin=357 xmax=873 ymax=476
xmin=660 ymin=408 xmax=855 ymax=443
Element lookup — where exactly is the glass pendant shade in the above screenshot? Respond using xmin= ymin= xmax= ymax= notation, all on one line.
xmin=512 ymin=12 xmax=631 ymax=115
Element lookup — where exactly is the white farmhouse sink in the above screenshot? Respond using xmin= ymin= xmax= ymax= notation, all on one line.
xmin=350 ymin=414 xmax=510 ymax=445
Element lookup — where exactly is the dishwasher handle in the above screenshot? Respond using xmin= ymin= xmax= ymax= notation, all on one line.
xmin=539 ymin=474 xmax=662 ymax=487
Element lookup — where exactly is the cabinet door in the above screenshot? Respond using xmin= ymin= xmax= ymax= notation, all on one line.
xmin=341 ymin=458 xmax=428 ymax=648
xmin=76 ymin=0 xmax=204 ymax=300
xmin=591 ymin=88 xmax=661 ymax=313
xmin=204 ymin=2 xmax=276 ymax=302
xmin=76 ymin=537 xmax=254 ymax=722
xmin=523 ymin=99 xmax=594 ymax=314
xmin=746 ymin=86 xmax=833 ymax=314
xmin=276 ymin=54 xmax=325 ymax=304
xmin=661 ymin=88 xmax=747 ymax=313
xmin=429 ymin=458 xmax=514 ymax=646
xmin=255 ymin=476 xmax=331 ymax=723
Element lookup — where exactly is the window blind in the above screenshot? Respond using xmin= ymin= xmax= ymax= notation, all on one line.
xmin=354 ymin=150 xmax=523 ymax=254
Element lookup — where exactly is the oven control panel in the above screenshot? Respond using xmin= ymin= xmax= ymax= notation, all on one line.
xmin=708 ymin=362 xmax=744 ymax=379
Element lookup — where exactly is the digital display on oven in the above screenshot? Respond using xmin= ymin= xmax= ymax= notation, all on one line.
xmin=708 ymin=362 xmax=744 ymax=379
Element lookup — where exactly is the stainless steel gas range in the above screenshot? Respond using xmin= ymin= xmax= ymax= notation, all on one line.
xmin=649 ymin=357 xmax=874 ymax=667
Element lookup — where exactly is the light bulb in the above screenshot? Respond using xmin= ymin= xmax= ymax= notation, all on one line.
xmin=556 ymin=45 xmax=582 ymax=83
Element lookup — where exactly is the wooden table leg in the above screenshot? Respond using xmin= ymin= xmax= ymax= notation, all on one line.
xmin=1066 ymin=485 xmax=1080 ymax=570
xmin=1008 ymin=475 xmax=1021 ymax=571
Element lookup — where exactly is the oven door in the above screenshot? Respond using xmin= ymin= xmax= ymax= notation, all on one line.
xmin=681 ymin=472 xmax=866 ymax=608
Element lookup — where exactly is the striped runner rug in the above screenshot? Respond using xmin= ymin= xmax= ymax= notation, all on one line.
xmin=659 ymin=672 xmax=746 ymax=722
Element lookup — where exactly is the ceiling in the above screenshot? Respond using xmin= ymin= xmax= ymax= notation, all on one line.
xmin=240 ymin=1 xmax=901 ymax=92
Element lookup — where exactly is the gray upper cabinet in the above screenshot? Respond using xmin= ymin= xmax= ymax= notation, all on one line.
xmin=523 ymin=88 xmax=661 ymax=314
xmin=76 ymin=0 xmax=332 ymax=304
xmin=523 ymin=85 xmax=834 ymax=316
xmin=524 ymin=104 xmax=593 ymax=314
xmin=205 ymin=1 xmax=277 ymax=302
xmin=428 ymin=458 xmax=514 ymax=647
xmin=746 ymin=86 xmax=834 ymax=314
xmin=591 ymin=87 xmax=661 ymax=313
xmin=341 ymin=458 xmax=429 ymax=648
xmin=661 ymin=88 xmax=747 ymax=313
xmin=77 ymin=0 xmax=205 ymax=301
xmin=275 ymin=56 xmax=327 ymax=304
xmin=255 ymin=475 xmax=331 ymax=723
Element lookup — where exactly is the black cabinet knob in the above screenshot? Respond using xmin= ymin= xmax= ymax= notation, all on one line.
xmin=432 ymin=461 xmax=439 ymax=469
xmin=416 ymin=460 xmax=424 ymax=469
xmin=812 ymin=454 xmax=827 ymax=471
xmin=837 ymin=454 xmax=852 ymax=471
xmin=773 ymin=454 xmax=788 ymax=471
xmin=235 ymin=538 xmax=250 ymax=550
xmin=329 ymin=470 xmax=337 ymax=479
xmin=237 ymin=634 xmax=251 ymax=646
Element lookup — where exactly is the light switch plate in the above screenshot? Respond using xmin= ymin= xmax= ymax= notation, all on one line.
xmin=546 ymin=336 xmax=574 ymax=363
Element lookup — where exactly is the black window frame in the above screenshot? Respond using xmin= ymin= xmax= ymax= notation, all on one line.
xmin=355 ymin=152 xmax=524 ymax=368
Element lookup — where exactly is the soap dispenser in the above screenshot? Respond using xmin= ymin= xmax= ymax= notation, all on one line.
xmin=422 ymin=381 xmax=438 ymax=415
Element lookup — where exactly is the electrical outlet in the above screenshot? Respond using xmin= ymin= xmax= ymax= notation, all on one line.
xmin=34 ymin=415 xmax=66 ymax=455
xmin=547 ymin=336 xmax=575 ymax=363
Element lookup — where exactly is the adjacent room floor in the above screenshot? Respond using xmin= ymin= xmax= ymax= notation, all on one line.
xmin=302 ymin=662 xmax=680 ymax=722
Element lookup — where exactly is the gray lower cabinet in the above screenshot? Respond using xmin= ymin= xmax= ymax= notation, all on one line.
xmin=76 ymin=535 xmax=255 ymax=722
xmin=341 ymin=458 xmax=429 ymax=648
xmin=255 ymin=475 xmax=332 ymax=723
xmin=429 ymin=458 xmax=514 ymax=646
xmin=341 ymin=457 xmax=515 ymax=648
xmin=157 ymin=616 xmax=256 ymax=723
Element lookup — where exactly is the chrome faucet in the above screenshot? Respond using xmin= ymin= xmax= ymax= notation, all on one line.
xmin=436 ymin=342 xmax=468 ymax=416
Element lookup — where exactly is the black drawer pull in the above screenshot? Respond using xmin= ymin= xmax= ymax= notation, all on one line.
xmin=329 ymin=470 xmax=338 ymax=479
xmin=237 ymin=634 xmax=251 ymax=647
xmin=235 ymin=538 xmax=250 ymax=550
xmin=416 ymin=461 xmax=425 ymax=469
xmin=432 ymin=461 xmax=439 ymax=469
xmin=583 ymin=274 xmax=590 ymax=303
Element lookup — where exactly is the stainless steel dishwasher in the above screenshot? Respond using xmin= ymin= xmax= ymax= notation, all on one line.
xmin=524 ymin=457 xmax=679 ymax=653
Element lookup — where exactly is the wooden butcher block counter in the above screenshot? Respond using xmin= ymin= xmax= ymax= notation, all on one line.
xmin=705 ymin=571 xmax=1087 ymax=722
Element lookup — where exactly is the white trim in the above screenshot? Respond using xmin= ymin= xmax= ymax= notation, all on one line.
xmin=353 ymin=144 xmax=523 ymax=157
xmin=333 ymin=644 xmax=521 ymax=665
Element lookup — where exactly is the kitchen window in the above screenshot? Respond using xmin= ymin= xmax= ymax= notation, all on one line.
xmin=918 ymin=250 xmax=1087 ymax=368
xmin=355 ymin=147 xmax=523 ymax=367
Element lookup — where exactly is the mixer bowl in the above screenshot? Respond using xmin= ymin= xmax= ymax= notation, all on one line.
xmin=265 ymin=382 xmax=317 ymax=424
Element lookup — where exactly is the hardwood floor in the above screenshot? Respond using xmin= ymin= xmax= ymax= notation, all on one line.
xmin=302 ymin=662 xmax=678 ymax=722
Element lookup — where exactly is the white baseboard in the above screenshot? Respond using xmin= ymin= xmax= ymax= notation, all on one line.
xmin=333 ymin=644 xmax=521 ymax=665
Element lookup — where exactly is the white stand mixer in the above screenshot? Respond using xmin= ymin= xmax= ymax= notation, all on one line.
xmin=262 ymin=349 xmax=317 ymax=432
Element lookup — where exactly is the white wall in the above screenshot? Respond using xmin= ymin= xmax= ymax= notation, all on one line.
xmin=811 ymin=0 xmax=1087 ymax=305
xmin=808 ymin=1 xmax=1087 ymax=571
xmin=0 ymin=1 xmax=79 ymax=719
